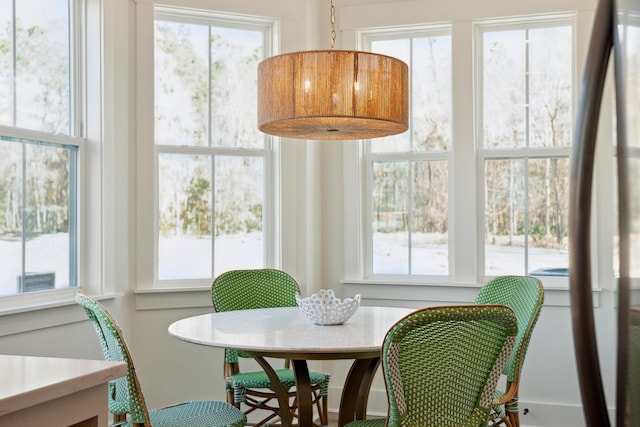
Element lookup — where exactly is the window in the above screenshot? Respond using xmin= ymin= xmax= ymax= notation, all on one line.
xmin=154 ymin=9 xmax=275 ymax=284
xmin=0 ymin=0 xmax=83 ymax=297
xmin=362 ymin=28 xmax=452 ymax=277
xmin=357 ymin=15 xmax=574 ymax=282
xmin=479 ymin=19 xmax=573 ymax=278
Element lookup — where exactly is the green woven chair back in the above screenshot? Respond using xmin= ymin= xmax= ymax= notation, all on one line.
xmin=381 ymin=305 xmax=518 ymax=427
xmin=211 ymin=269 xmax=300 ymax=363
xmin=474 ymin=275 xmax=544 ymax=383
xmin=212 ymin=269 xmax=300 ymax=311
xmin=75 ymin=293 xmax=150 ymax=424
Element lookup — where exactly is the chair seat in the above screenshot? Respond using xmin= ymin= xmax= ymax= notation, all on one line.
xmin=342 ymin=419 xmax=386 ymax=427
xmin=229 ymin=368 xmax=330 ymax=403
xmin=118 ymin=400 xmax=246 ymax=427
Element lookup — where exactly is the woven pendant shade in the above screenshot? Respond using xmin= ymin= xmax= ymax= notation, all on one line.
xmin=257 ymin=50 xmax=409 ymax=140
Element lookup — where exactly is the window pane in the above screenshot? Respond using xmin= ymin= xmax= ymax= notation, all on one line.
xmin=630 ymin=158 xmax=640 ymax=278
xmin=372 ymin=160 xmax=448 ymax=275
xmin=0 ymin=0 xmax=77 ymax=298
xmin=485 ymin=157 xmax=569 ymax=276
xmin=155 ymin=21 xmax=209 ymax=146
xmin=412 ymin=36 xmax=452 ymax=152
xmin=154 ymin=21 xmax=265 ymax=148
xmin=15 ymin=0 xmax=70 ymax=133
xmin=367 ymin=30 xmax=451 ymax=278
xmin=158 ymin=153 xmax=212 ymax=280
xmin=483 ymin=30 xmax=526 ymax=149
xmin=627 ymin=25 xmax=640 ymax=150
xmin=214 ymin=156 xmax=264 ymax=276
xmin=0 ymin=140 xmax=23 ymax=295
xmin=0 ymin=137 xmax=77 ymax=295
xmin=155 ymin=153 xmax=268 ymax=280
xmin=411 ymin=160 xmax=448 ymax=275
xmin=529 ymin=26 xmax=572 ymax=148
xmin=372 ymin=161 xmax=409 ymax=274
xmin=482 ymin=22 xmax=572 ymax=279
xmin=0 ymin=0 xmax=14 ymax=125
xmin=155 ymin=11 xmax=270 ymax=285
xmin=624 ymin=26 xmax=640 ymax=278
xmin=210 ymin=27 xmax=264 ymax=149
xmin=370 ymin=39 xmax=411 ymax=153
xmin=483 ymin=26 xmax=572 ymax=150
xmin=370 ymin=35 xmax=452 ymax=154
xmin=526 ymin=158 xmax=569 ymax=273
xmin=485 ymin=159 xmax=526 ymax=275
xmin=24 ymin=142 xmax=74 ymax=288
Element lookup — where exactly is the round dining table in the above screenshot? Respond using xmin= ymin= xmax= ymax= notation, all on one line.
xmin=168 ymin=305 xmax=413 ymax=427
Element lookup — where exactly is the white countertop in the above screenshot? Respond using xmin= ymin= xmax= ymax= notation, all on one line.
xmin=168 ymin=306 xmax=413 ymax=358
xmin=0 ymin=354 xmax=127 ymax=416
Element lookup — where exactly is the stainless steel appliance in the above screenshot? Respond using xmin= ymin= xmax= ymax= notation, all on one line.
xmin=570 ymin=0 xmax=640 ymax=424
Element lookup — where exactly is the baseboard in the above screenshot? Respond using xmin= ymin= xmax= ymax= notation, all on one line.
xmin=327 ymin=385 xmax=596 ymax=426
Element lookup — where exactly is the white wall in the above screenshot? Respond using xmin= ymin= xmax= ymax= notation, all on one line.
xmin=0 ymin=1 xmax=618 ymax=426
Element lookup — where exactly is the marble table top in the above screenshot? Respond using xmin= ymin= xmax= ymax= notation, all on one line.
xmin=168 ymin=306 xmax=413 ymax=359
xmin=0 ymin=354 xmax=127 ymax=416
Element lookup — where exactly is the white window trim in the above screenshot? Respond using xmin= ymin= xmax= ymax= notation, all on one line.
xmin=344 ymin=10 xmax=611 ymax=299
xmin=474 ymin=14 xmax=576 ymax=285
xmin=0 ymin=0 xmax=122 ymax=329
xmin=135 ymin=3 xmax=281 ymax=291
xmin=357 ymin=24 xmax=457 ymax=283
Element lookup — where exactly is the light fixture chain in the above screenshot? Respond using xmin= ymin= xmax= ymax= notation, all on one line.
xmin=330 ymin=0 xmax=336 ymax=49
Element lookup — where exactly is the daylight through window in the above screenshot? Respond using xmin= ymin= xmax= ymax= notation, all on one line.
xmin=0 ymin=0 xmax=81 ymax=297
xmin=154 ymin=9 xmax=273 ymax=283
xmin=480 ymin=22 xmax=573 ymax=278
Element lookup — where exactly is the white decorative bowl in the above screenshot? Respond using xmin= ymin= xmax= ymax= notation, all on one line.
xmin=296 ymin=289 xmax=361 ymax=325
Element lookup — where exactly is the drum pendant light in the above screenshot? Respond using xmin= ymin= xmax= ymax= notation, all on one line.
xmin=257 ymin=0 xmax=409 ymax=140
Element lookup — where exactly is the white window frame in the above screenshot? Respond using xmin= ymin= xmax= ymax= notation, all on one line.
xmin=0 ymin=0 xmax=114 ymax=316
xmin=346 ymin=13 xmax=593 ymax=291
xmin=358 ymin=23 xmax=456 ymax=283
xmin=136 ymin=5 xmax=280 ymax=290
xmin=475 ymin=14 xmax=576 ymax=286
xmin=358 ymin=25 xmax=455 ymax=284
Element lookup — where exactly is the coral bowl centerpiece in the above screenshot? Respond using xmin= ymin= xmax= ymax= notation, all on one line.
xmin=295 ymin=289 xmax=361 ymax=325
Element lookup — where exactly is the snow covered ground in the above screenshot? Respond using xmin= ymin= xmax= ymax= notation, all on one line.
xmin=0 ymin=232 xmax=570 ymax=296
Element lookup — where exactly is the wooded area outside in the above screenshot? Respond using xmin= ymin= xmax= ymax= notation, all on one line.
xmin=0 ymin=0 xmax=75 ymax=294
xmin=154 ymin=17 xmax=267 ymax=279
xmin=0 ymin=5 xmax=576 ymax=294
xmin=367 ymin=23 xmax=571 ymax=276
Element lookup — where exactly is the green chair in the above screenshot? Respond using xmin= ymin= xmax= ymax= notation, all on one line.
xmin=211 ymin=269 xmax=330 ymax=427
xmin=344 ymin=304 xmax=518 ymax=427
xmin=76 ymin=293 xmax=246 ymax=427
xmin=475 ymin=275 xmax=544 ymax=427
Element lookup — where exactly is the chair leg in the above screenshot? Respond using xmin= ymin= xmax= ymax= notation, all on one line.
xmin=227 ymin=388 xmax=238 ymax=408
xmin=505 ymin=397 xmax=519 ymax=427
xmin=317 ymin=394 xmax=329 ymax=426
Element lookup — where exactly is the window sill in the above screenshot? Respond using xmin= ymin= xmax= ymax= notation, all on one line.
xmin=342 ymin=279 xmax=600 ymax=308
xmin=0 ymin=292 xmax=118 ymax=337
xmin=132 ymin=279 xmax=609 ymax=312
